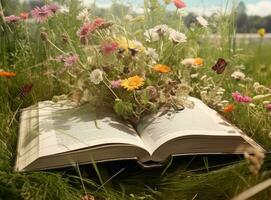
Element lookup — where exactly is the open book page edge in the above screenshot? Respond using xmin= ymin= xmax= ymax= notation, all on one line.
xmin=37 ymin=101 xmax=148 ymax=157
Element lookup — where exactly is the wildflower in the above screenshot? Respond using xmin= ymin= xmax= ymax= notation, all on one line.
xmin=19 ymin=12 xmax=29 ymax=20
xmin=181 ymin=58 xmax=195 ymax=66
xmin=231 ymin=71 xmax=246 ymax=80
xmin=121 ymin=75 xmax=144 ymax=91
xmin=77 ymin=23 xmax=93 ymax=40
xmin=244 ymin=149 xmax=265 ymax=175
xmin=146 ymin=48 xmax=159 ymax=61
xmin=111 ymin=80 xmax=122 ymax=89
xmin=45 ymin=3 xmax=60 ymax=13
xmin=265 ymin=104 xmax=271 ymax=111
xmin=0 ymin=71 xmax=16 ymax=77
xmin=144 ymin=29 xmax=160 ymax=42
xmin=212 ymin=58 xmax=228 ymax=74
xmin=196 ymin=16 xmax=208 ymax=28
xmin=63 ymin=55 xmax=79 ymax=67
xmin=31 ymin=6 xmax=52 ymax=22
xmin=90 ymin=69 xmax=103 ymax=85
xmin=153 ymin=64 xmax=171 ymax=73
xmin=77 ymin=8 xmax=91 ymax=21
xmin=232 ymin=91 xmax=252 ymax=103
xmin=223 ymin=104 xmax=234 ymax=113
xmin=19 ymin=83 xmax=33 ymax=98
xmin=4 ymin=15 xmax=20 ymax=23
xmin=101 ymin=42 xmax=119 ymax=56
xmin=153 ymin=24 xmax=170 ymax=35
xmin=169 ymin=30 xmax=187 ymax=43
xmin=116 ymin=37 xmax=145 ymax=52
xmin=257 ymin=28 xmax=266 ymax=38
xmin=93 ymin=18 xmax=106 ymax=27
xmin=194 ymin=57 xmax=204 ymax=67
xmin=173 ymin=0 xmax=186 ymax=9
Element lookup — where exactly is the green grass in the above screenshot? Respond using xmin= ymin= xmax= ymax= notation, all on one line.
xmin=0 ymin=0 xmax=271 ymax=199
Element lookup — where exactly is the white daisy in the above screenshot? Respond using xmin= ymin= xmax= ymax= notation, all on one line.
xmin=144 ymin=28 xmax=160 ymax=42
xmin=76 ymin=8 xmax=91 ymax=21
xmin=231 ymin=71 xmax=246 ymax=80
xmin=196 ymin=16 xmax=208 ymax=28
xmin=169 ymin=30 xmax=187 ymax=43
xmin=90 ymin=69 xmax=103 ymax=85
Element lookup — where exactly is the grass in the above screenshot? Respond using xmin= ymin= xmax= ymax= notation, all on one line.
xmin=0 ymin=0 xmax=271 ymax=199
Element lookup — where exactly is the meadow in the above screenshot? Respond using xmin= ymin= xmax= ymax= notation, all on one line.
xmin=0 ymin=0 xmax=271 ymax=199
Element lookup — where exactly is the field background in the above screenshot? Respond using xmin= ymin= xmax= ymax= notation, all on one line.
xmin=0 ymin=0 xmax=271 ymax=199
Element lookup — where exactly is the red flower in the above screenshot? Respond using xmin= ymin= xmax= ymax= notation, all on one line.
xmin=223 ymin=104 xmax=234 ymax=113
xmin=173 ymin=0 xmax=186 ymax=9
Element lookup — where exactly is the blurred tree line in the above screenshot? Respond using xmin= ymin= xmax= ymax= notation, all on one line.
xmin=1 ymin=0 xmax=271 ymax=33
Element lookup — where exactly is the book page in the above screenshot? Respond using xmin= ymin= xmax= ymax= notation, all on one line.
xmin=137 ymin=97 xmax=243 ymax=154
xmin=38 ymin=101 xmax=146 ymax=157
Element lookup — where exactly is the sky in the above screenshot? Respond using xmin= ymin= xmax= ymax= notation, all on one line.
xmin=82 ymin=0 xmax=271 ymax=16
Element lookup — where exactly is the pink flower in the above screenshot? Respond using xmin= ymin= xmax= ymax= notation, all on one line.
xmin=173 ymin=0 xmax=186 ymax=9
xmin=93 ymin=18 xmax=106 ymax=27
xmin=232 ymin=91 xmax=252 ymax=103
xmin=111 ymin=80 xmax=122 ymax=89
xmin=101 ymin=42 xmax=118 ymax=55
xmin=266 ymin=104 xmax=271 ymax=111
xmin=31 ymin=6 xmax=52 ymax=22
xmin=77 ymin=23 xmax=93 ymax=38
xmin=45 ymin=3 xmax=60 ymax=13
xmin=57 ymin=54 xmax=79 ymax=67
xmin=5 ymin=15 xmax=20 ymax=23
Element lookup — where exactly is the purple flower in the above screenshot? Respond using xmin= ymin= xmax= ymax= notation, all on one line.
xmin=45 ymin=3 xmax=60 ymax=13
xmin=266 ymin=104 xmax=271 ymax=111
xmin=111 ymin=80 xmax=122 ymax=88
xmin=31 ymin=6 xmax=52 ymax=22
xmin=5 ymin=15 xmax=20 ymax=23
xmin=232 ymin=91 xmax=252 ymax=103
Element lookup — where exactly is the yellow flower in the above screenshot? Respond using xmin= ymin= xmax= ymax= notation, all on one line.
xmin=116 ymin=36 xmax=145 ymax=52
xmin=258 ymin=28 xmax=266 ymax=38
xmin=121 ymin=75 xmax=144 ymax=91
xmin=153 ymin=64 xmax=171 ymax=73
xmin=194 ymin=57 xmax=204 ymax=66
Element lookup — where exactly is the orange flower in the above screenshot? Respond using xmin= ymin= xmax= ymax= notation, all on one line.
xmin=0 ymin=71 xmax=16 ymax=77
xmin=194 ymin=57 xmax=204 ymax=66
xmin=20 ymin=12 xmax=29 ymax=20
xmin=223 ymin=104 xmax=234 ymax=113
xmin=153 ymin=64 xmax=171 ymax=73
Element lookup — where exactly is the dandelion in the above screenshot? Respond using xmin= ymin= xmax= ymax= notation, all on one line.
xmin=4 ymin=15 xmax=20 ymax=23
xmin=232 ymin=91 xmax=252 ymax=103
xmin=101 ymin=42 xmax=119 ymax=56
xmin=121 ymin=75 xmax=144 ymax=91
xmin=196 ymin=16 xmax=208 ymax=28
xmin=231 ymin=71 xmax=246 ymax=80
xmin=153 ymin=64 xmax=171 ymax=73
xmin=31 ymin=6 xmax=52 ymax=22
xmin=257 ymin=28 xmax=266 ymax=38
xmin=111 ymin=80 xmax=122 ymax=89
xmin=173 ymin=0 xmax=186 ymax=9
xmin=20 ymin=12 xmax=29 ymax=20
xmin=169 ymin=30 xmax=187 ymax=43
xmin=90 ymin=69 xmax=103 ymax=85
xmin=0 ymin=71 xmax=16 ymax=77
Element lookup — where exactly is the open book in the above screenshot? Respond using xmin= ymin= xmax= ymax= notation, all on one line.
xmin=15 ymin=97 xmax=265 ymax=171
